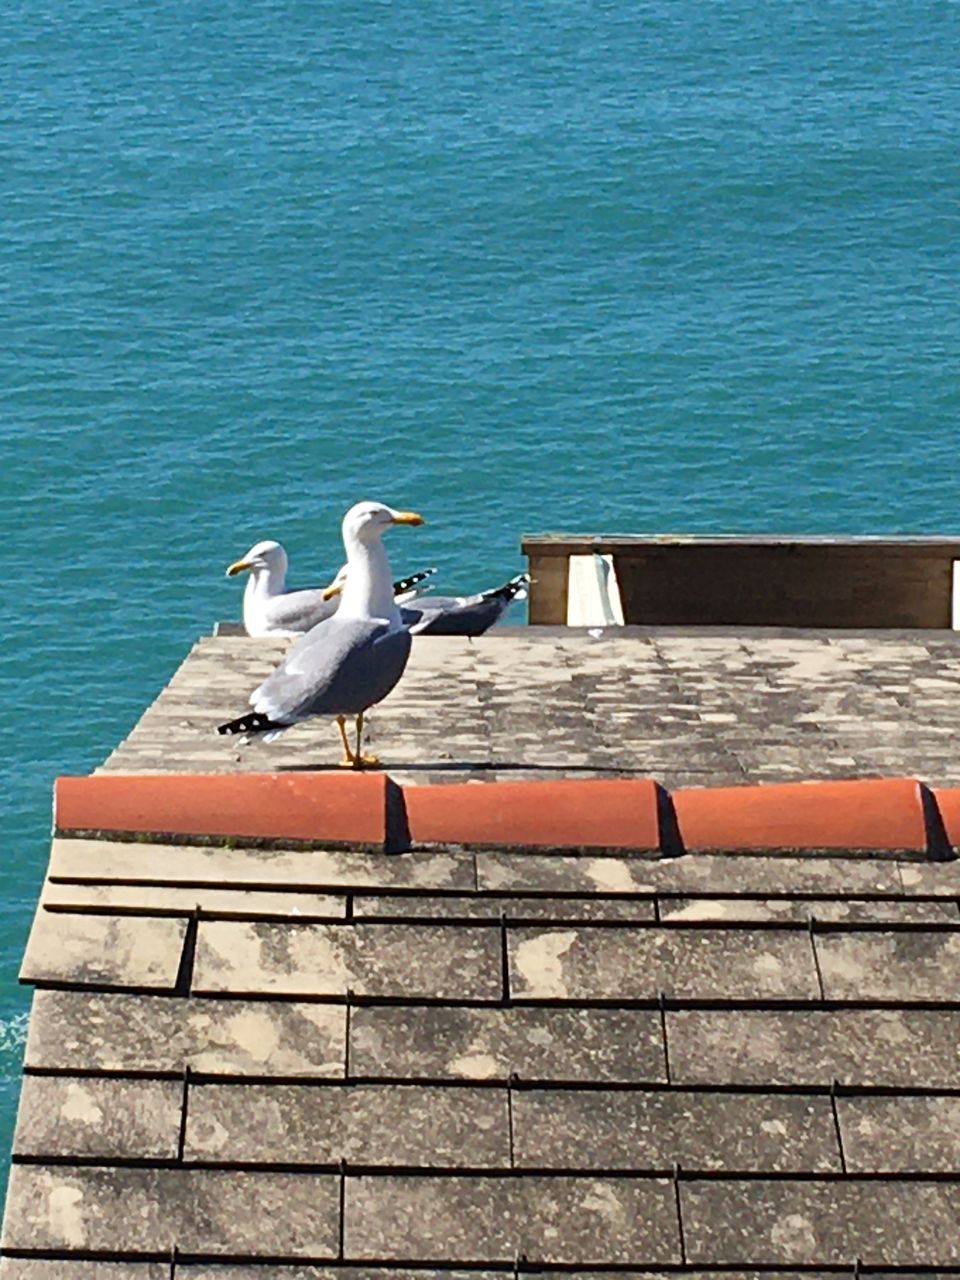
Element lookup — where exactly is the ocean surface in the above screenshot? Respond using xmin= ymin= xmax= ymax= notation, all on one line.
xmin=2 ymin=0 xmax=960 ymax=1189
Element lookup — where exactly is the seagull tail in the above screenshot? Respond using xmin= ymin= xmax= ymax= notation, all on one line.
xmin=481 ymin=573 xmax=531 ymax=604
xmin=217 ymin=711 xmax=287 ymax=743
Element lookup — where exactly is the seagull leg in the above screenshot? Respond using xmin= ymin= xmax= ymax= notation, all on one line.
xmin=336 ymin=715 xmax=356 ymax=768
xmin=353 ymin=711 xmax=381 ymax=769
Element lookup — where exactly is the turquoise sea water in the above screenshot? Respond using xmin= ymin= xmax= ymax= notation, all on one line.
xmin=2 ymin=0 xmax=960 ymax=1185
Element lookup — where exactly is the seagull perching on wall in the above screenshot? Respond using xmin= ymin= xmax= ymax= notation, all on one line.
xmin=217 ymin=502 xmax=424 ymax=767
xmin=225 ymin=538 xmax=436 ymax=637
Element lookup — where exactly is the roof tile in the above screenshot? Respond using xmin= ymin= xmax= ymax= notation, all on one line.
xmin=20 ymin=912 xmax=186 ymax=991
xmin=25 ymin=990 xmax=345 ymax=1077
xmin=40 ymin=880 xmax=346 ymax=919
xmin=13 ymin=1076 xmax=181 ymax=1160
xmin=513 ymin=1089 xmax=839 ymax=1172
xmin=508 ymin=926 xmax=820 ymax=1001
xmin=1 ymin=1166 xmax=340 ymax=1255
xmin=667 ymin=1009 xmax=960 ymax=1088
xmin=898 ymin=859 xmax=960 ymax=896
xmin=49 ymin=838 xmax=473 ymax=891
xmin=186 ymin=1083 xmax=510 ymax=1167
xmin=476 ymin=852 xmax=904 ymax=896
xmin=681 ymin=1179 xmax=960 ymax=1265
xmin=404 ymin=778 xmax=662 ymax=851
xmin=660 ymin=897 xmax=958 ymax=923
xmin=673 ymin=777 xmax=932 ymax=855
xmin=838 ymin=1095 xmax=960 ymax=1172
xmin=193 ymin=921 xmax=502 ymax=1000
xmin=55 ymin=771 xmax=389 ymax=846
xmin=933 ymin=786 xmax=960 ymax=847
xmin=349 ymin=1006 xmax=666 ymax=1083
xmin=352 ymin=894 xmax=657 ymax=921
xmin=171 ymin=1270 xmax=506 ymax=1280
xmin=815 ymin=930 xmax=960 ymax=1001
xmin=344 ymin=1174 xmax=679 ymax=1264
xmin=0 ymin=1266 xmax=168 ymax=1279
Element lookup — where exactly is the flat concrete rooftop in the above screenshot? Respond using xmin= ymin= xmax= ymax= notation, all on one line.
xmin=101 ymin=626 xmax=960 ymax=788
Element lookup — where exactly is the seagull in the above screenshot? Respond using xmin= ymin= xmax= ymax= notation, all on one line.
xmin=323 ymin=572 xmax=530 ymax=636
xmin=225 ymin=539 xmax=436 ymax=637
xmin=401 ymin=573 xmax=529 ymax=635
xmin=217 ymin=503 xmax=423 ymax=767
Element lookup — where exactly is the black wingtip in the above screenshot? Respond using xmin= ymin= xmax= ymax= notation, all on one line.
xmin=217 ymin=711 xmax=282 ymax=737
xmin=392 ymin=566 xmax=439 ymax=595
xmin=483 ymin=573 xmax=531 ymax=603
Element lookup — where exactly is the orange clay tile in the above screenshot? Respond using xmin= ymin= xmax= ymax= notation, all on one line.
xmin=54 ymin=773 xmax=388 ymax=847
xmin=932 ymin=788 xmax=960 ymax=849
xmin=672 ymin=776 xmax=930 ymax=854
xmin=403 ymin=777 xmax=662 ymax=851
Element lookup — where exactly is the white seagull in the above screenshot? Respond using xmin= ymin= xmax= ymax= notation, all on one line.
xmin=218 ymin=502 xmax=424 ymax=767
xmin=225 ymin=538 xmax=435 ymax=637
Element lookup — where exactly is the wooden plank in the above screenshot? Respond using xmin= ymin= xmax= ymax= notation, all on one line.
xmin=526 ymin=551 xmax=568 ymax=624
xmin=614 ymin=545 xmax=953 ymax=628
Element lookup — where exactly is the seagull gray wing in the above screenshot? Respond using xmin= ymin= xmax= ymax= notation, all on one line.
xmin=250 ymin=615 xmax=412 ymax=723
xmin=401 ymin=574 xmax=530 ymax=637
xmin=260 ymin=568 xmax=439 ymax=634
xmin=260 ymin=587 xmax=339 ymax=633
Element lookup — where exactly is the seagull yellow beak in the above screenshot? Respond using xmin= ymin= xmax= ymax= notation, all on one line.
xmin=321 ymin=582 xmax=343 ymax=601
xmin=225 ymin=559 xmax=252 ymax=578
xmin=391 ymin=511 xmax=425 ymax=526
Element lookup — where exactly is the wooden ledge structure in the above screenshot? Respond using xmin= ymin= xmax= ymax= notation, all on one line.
xmin=523 ymin=533 xmax=960 ymax=628
xmin=7 ymin=626 xmax=960 ymax=1271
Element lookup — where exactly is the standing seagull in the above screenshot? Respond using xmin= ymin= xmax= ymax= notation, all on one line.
xmin=217 ymin=502 xmax=424 ymax=766
xmin=225 ymin=539 xmax=436 ymax=637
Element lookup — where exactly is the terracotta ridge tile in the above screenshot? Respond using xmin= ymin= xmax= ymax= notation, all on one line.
xmin=54 ymin=772 xmax=390 ymax=849
xmin=402 ymin=777 xmax=664 ymax=853
xmin=672 ymin=776 xmax=948 ymax=859
xmin=51 ymin=773 xmax=957 ymax=859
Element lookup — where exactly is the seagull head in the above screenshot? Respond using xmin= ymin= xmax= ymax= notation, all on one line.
xmin=340 ymin=501 xmax=424 ymax=547
xmin=225 ymin=540 xmax=288 ymax=579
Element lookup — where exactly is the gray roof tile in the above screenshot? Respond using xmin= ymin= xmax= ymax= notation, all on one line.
xmin=477 ymin=853 xmax=904 ymax=896
xmin=352 ymin=895 xmax=657 ymax=921
xmin=513 ymin=1089 xmax=839 ymax=1172
xmin=1 ymin=1166 xmax=339 ymax=1255
xmin=25 ymin=990 xmax=345 ymax=1076
xmin=508 ymin=926 xmax=819 ymax=1000
xmin=20 ymin=911 xmax=186 ymax=990
xmin=186 ymin=1083 xmax=510 ymax=1167
xmin=49 ymin=838 xmax=474 ymax=891
xmin=174 ymin=1271 xmax=506 ymax=1280
xmin=349 ymin=1006 xmax=666 ymax=1082
xmin=41 ymin=880 xmax=346 ymax=918
xmin=816 ymin=930 xmax=960 ymax=1000
xmin=193 ymin=921 xmax=501 ymax=999
xmin=0 ymin=1266 xmax=168 ymax=1279
xmin=13 ymin=1076 xmax=181 ymax=1160
xmin=899 ymin=861 xmax=960 ymax=896
xmin=681 ymin=1179 xmax=960 ymax=1265
xmin=660 ymin=897 xmax=958 ymax=923
xmin=344 ymin=1174 xmax=679 ymax=1264
xmin=839 ymin=1094 xmax=960 ymax=1172
xmin=668 ymin=1009 xmax=960 ymax=1087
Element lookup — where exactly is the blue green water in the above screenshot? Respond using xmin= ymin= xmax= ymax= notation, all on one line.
xmin=3 ymin=0 xmax=960 ymax=1184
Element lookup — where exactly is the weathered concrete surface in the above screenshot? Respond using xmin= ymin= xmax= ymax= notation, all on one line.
xmin=98 ymin=628 xmax=960 ymax=787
